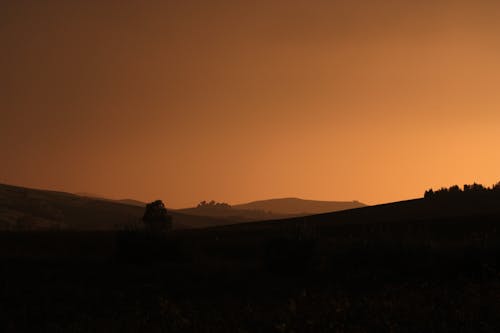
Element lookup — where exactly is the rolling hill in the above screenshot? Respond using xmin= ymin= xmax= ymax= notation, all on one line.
xmin=232 ymin=197 xmax=366 ymax=215
xmin=0 ymin=183 xmax=236 ymax=230
xmin=209 ymin=194 xmax=500 ymax=235
xmin=2 ymin=184 xmax=500 ymax=332
xmin=177 ymin=198 xmax=365 ymax=221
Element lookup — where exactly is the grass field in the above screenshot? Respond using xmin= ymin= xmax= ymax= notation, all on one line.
xmin=1 ymin=197 xmax=500 ymax=332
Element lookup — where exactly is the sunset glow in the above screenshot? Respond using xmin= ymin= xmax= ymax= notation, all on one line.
xmin=2 ymin=0 xmax=500 ymax=207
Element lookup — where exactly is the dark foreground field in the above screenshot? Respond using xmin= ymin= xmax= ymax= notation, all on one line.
xmin=1 ymin=208 xmax=500 ymax=332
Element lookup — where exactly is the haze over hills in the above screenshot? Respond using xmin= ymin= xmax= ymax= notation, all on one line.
xmin=0 ymin=183 xmax=367 ymax=230
xmin=0 ymin=183 xmax=236 ymax=230
xmin=5 ymin=181 xmax=499 ymax=234
xmin=212 ymin=189 xmax=500 ymax=234
xmin=233 ymin=198 xmax=366 ymax=215
xmin=51 ymin=189 xmax=369 ymax=223
xmin=178 ymin=198 xmax=366 ymax=221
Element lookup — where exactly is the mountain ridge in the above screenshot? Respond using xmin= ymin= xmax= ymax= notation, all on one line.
xmin=232 ymin=197 xmax=366 ymax=215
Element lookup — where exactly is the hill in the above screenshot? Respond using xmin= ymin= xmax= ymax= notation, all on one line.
xmin=210 ymin=193 xmax=500 ymax=235
xmin=177 ymin=205 xmax=289 ymax=222
xmin=2 ymin=190 xmax=500 ymax=331
xmin=177 ymin=198 xmax=365 ymax=221
xmin=2 ymin=184 xmax=500 ymax=331
xmin=76 ymin=192 xmax=146 ymax=207
xmin=0 ymin=183 xmax=235 ymax=230
xmin=232 ymin=197 xmax=366 ymax=215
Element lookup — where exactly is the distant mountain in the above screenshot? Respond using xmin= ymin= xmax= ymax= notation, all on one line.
xmin=232 ymin=198 xmax=366 ymax=215
xmin=0 ymin=183 xmax=368 ymax=230
xmin=0 ymin=184 xmax=236 ymax=230
xmin=176 ymin=198 xmax=366 ymax=222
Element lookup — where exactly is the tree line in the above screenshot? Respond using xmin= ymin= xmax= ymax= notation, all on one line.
xmin=197 ymin=200 xmax=231 ymax=209
xmin=424 ymin=182 xmax=500 ymax=199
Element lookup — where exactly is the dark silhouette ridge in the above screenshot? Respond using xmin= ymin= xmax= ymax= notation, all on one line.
xmin=2 ymin=183 xmax=368 ymax=230
xmin=424 ymin=181 xmax=500 ymax=199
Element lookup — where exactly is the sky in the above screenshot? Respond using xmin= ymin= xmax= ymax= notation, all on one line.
xmin=2 ymin=0 xmax=500 ymax=208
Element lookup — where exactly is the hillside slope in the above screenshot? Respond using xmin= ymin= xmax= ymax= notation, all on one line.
xmin=212 ymin=195 xmax=500 ymax=233
xmin=0 ymin=184 xmax=235 ymax=230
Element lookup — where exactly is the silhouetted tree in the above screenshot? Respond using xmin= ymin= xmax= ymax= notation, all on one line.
xmin=424 ymin=189 xmax=434 ymax=199
xmin=142 ymin=200 xmax=172 ymax=232
xmin=471 ymin=183 xmax=486 ymax=193
xmin=448 ymin=185 xmax=461 ymax=196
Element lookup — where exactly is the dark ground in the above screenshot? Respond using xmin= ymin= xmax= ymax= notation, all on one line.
xmin=1 ymin=211 xmax=500 ymax=332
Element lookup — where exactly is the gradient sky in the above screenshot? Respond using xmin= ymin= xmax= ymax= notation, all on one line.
xmin=2 ymin=0 xmax=500 ymax=208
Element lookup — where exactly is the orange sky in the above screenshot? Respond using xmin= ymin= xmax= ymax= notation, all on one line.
xmin=2 ymin=0 xmax=500 ymax=208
